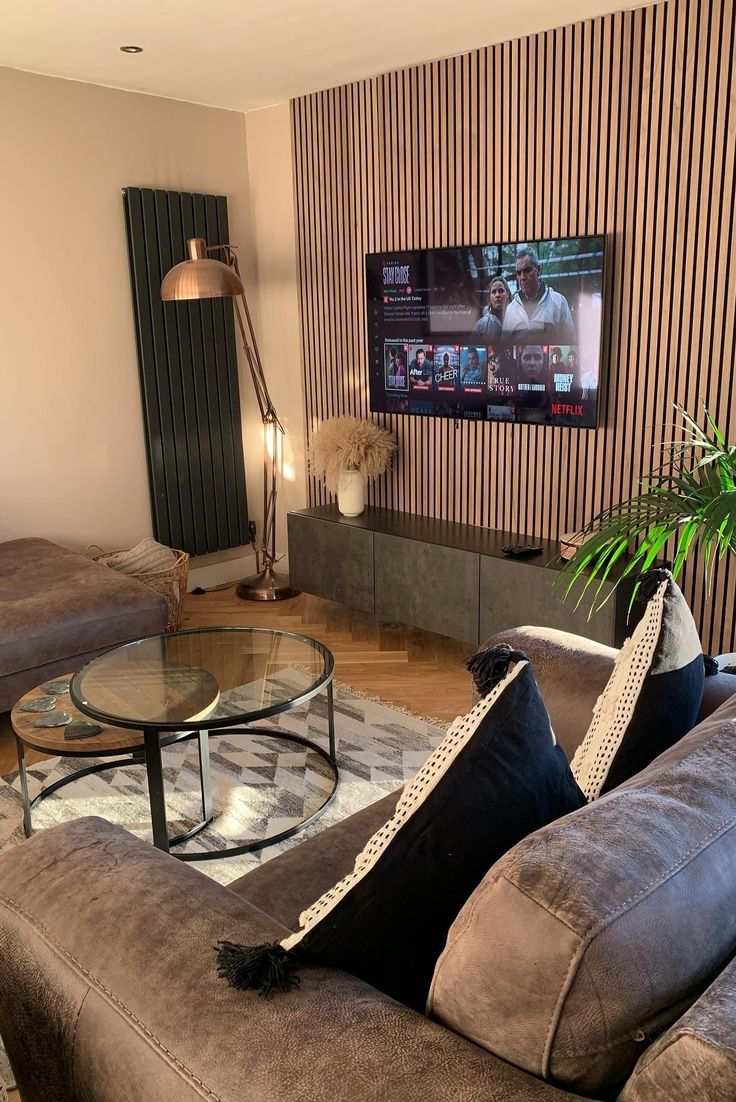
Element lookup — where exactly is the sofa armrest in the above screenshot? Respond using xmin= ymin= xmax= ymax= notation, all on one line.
xmin=0 ymin=818 xmax=588 ymax=1102
xmin=479 ymin=627 xmax=617 ymax=760
xmin=701 ymin=672 xmax=736 ymax=720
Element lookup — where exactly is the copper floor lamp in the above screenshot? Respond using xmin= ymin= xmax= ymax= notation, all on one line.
xmin=161 ymin=237 xmax=296 ymax=601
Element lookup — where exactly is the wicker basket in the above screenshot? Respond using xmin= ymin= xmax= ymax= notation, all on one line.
xmin=92 ymin=547 xmax=190 ymax=632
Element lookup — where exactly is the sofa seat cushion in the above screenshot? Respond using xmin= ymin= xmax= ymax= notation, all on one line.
xmin=428 ymin=693 xmax=736 ymax=1098
xmin=619 ymin=953 xmax=736 ymax=1101
xmin=0 ymin=538 xmax=167 ymax=676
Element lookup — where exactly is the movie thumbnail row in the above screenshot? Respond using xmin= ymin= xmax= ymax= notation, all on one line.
xmin=383 ymin=343 xmax=599 ymax=397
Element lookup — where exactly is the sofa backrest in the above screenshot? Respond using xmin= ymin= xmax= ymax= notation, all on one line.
xmin=482 ymin=627 xmax=736 ymax=761
xmin=428 ymin=693 xmax=736 ymax=1098
xmin=477 ymin=626 xmax=617 ymax=759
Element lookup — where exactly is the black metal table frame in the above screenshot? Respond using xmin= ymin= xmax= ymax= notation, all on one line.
xmin=15 ymin=727 xmax=214 ymax=848
xmin=17 ymin=628 xmax=338 ymax=861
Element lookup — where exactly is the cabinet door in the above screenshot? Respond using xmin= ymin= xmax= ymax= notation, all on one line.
xmin=479 ymin=556 xmax=617 ymax=645
xmin=374 ymin=533 xmax=479 ymax=643
xmin=287 ymin=514 xmax=374 ymax=613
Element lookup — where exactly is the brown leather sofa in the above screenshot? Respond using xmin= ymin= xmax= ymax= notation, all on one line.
xmin=0 ymin=626 xmax=735 ymax=1102
xmin=0 ymin=537 xmax=168 ymax=711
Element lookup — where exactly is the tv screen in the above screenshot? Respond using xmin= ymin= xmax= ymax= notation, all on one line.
xmin=366 ymin=235 xmax=605 ymax=428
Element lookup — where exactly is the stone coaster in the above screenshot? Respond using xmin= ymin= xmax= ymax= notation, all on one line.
xmin=34 ymin=710 xmax=72 ymax=728
xmin=41 ymin=679 xmax=71 ymax=695
xmin=20 ymin=695 xmax=57 ymax=713
xmin=64 ymin=721 xmax=103 ymax=741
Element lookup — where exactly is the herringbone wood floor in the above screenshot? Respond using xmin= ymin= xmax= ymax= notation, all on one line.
xmin=0 ymin=588 xmax=475 ymax=777
xmin=1 ymin=590 xmax=475 ymax=1100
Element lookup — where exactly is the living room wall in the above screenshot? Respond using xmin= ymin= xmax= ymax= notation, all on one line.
xmin=0 ymin=71 xmax=306 ymax=586
xmin=291 ymin=0 xmax=736 ymax=653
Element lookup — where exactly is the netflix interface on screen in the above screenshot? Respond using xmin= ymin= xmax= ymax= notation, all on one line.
xmin=366 ymin=235 xmax=605 ymax=428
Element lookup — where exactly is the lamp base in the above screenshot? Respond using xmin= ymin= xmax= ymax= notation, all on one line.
xmin=236 ymin=563 xmax=298 ymax=602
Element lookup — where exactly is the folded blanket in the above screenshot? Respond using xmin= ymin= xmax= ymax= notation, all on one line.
xmin=101 ymin=537 xmax=176 ymax=576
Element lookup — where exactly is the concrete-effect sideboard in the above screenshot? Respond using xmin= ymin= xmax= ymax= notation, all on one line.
xmin=287 ymin=505 xmax=642 ymax=647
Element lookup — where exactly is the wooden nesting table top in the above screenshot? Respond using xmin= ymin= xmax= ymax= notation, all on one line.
xmin=11 ymin=677 xmax=144 ymax=755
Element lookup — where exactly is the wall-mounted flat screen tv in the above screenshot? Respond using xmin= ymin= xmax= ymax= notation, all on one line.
xmin=366 ymin=235 xmax=605 ymax=428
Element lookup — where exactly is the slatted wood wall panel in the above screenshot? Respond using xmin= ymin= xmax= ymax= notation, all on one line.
xmin=291 ymin=0 xmax=736 ymax=654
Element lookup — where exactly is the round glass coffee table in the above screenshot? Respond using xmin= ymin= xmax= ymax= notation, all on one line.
xmin=59 ymin=627 xmax=336 ymax=860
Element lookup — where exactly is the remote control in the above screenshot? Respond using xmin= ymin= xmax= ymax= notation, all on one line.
xmin=501 ymin=544 xmax=544 ymax=557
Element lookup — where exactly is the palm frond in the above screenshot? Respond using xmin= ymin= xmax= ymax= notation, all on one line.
xmin=558 ymin=404 xmax=736 ymax=614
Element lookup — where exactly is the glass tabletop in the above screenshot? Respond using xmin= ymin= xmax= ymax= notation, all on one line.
xmin=70 ymin=628 xmax=334 ymax=731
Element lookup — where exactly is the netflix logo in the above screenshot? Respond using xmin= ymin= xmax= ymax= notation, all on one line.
xmin=551 ymin=403 xmax=584 ymax=417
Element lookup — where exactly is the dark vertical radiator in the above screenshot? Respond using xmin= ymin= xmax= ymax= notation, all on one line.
xmin=123 ymin=186 xmax=249 ymax=555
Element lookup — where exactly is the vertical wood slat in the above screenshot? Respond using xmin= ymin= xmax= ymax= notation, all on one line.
xmin=290 ymin=0 xmax=736 ymax=655
xmin=122 ymin=187 xmax=249 ymax=556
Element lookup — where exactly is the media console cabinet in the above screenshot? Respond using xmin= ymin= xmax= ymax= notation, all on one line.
xmin=287 ymin=504 xmax=641 ymax=647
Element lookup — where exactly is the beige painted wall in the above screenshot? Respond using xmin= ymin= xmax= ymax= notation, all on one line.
xmin=181 ymin=101 xmax=307 ymax=590
xmin=0 ymin=67 xmax=295 ymax=583
xmin=240 ymin=102 xmax=307 ymax=571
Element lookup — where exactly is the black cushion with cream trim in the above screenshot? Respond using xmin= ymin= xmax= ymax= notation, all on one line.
xmin=571 ymin=568 xmax=706 ymax=800
xmin=217 ymin=645 xmax=585 ymax=1011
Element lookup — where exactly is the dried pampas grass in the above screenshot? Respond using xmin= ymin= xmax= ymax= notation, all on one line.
xmin=310 ymin=417 xmax=396 ymax=492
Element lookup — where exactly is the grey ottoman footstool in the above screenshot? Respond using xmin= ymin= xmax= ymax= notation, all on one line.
xmin=0 ymin=538 xmax=169 ymax=712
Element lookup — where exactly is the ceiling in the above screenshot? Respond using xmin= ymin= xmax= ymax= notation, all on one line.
xmin=1 ymin=0 xmax=652 ymax=112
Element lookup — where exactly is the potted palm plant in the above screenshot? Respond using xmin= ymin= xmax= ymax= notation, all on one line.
xmin=309 ymin=416 xmax=397 ymax=516
xmin=560 ymin=405 xmax=736 ymax=661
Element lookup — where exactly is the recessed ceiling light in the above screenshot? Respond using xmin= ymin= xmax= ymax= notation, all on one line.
xmin=120 ymin=45 xmax=143 ymax=54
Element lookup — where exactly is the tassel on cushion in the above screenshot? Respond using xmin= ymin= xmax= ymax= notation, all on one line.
xmin=216 ymin=941 xmax=301 ymax=996
xmin=465 ymin=643 xmax=528 ymax=698
xmin=637 ymin=567 xmax=673 ymax=603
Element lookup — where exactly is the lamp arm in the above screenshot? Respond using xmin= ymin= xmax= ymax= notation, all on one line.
xmin=232 ymin=303 xmax=267 ymax=421
xmin=208 ymin=245 xmax=284 ymax=432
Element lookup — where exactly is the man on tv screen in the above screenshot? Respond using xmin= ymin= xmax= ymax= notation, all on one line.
xmin=503 ymin=246 xmax=576 ymax=343
xmin=487 ymin=347 xmax=514 ymax=397
xmin=460 ymin=347 xmax=484 ymax=384
xmin=409 ymin=347 xmax=432 ymax=386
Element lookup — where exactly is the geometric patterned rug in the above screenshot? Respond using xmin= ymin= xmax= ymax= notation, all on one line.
xmin=0 ymin=1052 xmax=9 ymax=1097
xmin=0 ymin=672 xmax=450 ymax=1090
xmin=0 ymin=670 xmax=450 ymax=886
xmin=0 ymin=1045 xmax=9 ymax=1096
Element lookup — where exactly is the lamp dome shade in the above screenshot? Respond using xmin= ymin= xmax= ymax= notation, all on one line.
xmin=160 ymin=237 xmax=244 ymax=301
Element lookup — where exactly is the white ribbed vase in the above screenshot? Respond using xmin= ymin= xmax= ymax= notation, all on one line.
xmin=337 ymin=470 xmax=365 ymax=517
